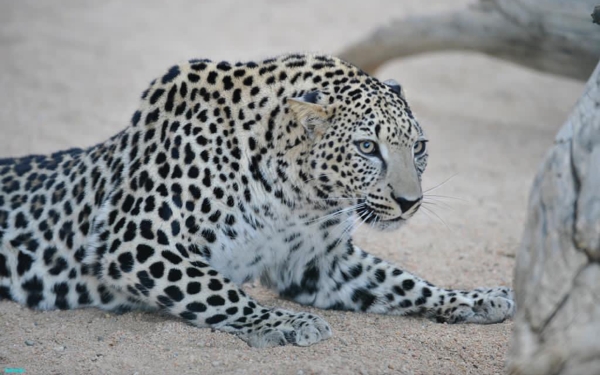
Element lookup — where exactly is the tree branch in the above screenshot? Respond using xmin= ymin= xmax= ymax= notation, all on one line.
xmin=339 ymin=0 xmax=600 ymax=80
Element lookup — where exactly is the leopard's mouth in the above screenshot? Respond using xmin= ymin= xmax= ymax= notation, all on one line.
xmin=355 ymin=202 xmax=405 ymax=226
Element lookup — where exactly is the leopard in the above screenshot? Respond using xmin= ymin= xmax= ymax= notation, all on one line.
xmin=0 ymin=53 xmax=515 ymax=348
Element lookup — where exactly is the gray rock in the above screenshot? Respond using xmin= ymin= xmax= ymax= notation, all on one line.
xmin=507 ymin=61 xmax=600 ymax=374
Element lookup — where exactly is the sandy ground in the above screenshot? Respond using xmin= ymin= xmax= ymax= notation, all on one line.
xmin=0 ymin=1 xmax=585 ymax=374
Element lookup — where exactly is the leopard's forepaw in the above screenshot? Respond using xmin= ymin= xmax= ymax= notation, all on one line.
xmin=469 ymin=286 xmax=515 ymax=323
xmin=236 ymin=309 xmax=332 ymax=348
xmin=441 ymin=286 xmax=515 ymax=324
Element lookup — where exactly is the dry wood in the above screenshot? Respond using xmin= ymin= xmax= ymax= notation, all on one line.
xmin=339 ymin=0 xmax=600 ymax=80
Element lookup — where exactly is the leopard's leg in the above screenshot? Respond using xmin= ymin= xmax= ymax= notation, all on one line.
xmin=96 ymin=243 xmax=331 ymax=348
xmin=268 ymin=241 xmax=515 ymax=324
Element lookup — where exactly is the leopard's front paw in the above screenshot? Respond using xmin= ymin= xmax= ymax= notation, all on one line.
xmin=236 ymin=309 xmax=332 ymax=348
xmin=442 ymin=287 xmax=515 ymax=324
xmin=468 ymin=286 xmax=515 ymax=323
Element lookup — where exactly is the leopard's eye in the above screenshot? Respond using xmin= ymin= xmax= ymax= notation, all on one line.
xmin=356 ymin=140 xmax=378 ymax=156
xmin=414 ymin=140 xmax=427 ymax=157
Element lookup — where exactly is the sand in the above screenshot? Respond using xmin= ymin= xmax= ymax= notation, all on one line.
xmin=0 ymin=1 xmax=585 ymax=374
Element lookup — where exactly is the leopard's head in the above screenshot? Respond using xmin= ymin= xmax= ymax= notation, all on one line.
xmin=289 ymin=78 xmax=427 ymax=230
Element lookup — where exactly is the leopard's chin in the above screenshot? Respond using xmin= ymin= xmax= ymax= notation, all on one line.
xmin=373 ymin=218 xmax=406 ymax=232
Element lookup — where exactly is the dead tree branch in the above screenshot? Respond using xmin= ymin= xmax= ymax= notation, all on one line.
xmin=339 ymin=0 xmax=600 ymax=80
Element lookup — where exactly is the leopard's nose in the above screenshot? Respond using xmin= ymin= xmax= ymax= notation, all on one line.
xmin=393 ymin=196 xmax=422 ymax=213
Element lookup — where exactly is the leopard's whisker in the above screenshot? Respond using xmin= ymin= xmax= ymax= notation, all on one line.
xmin=353 ymin=209 xmax=371 ymax=234
xmin=422 ymin=200 xmax=455 ymax=212
xmin=331 ymin=208 xmax=363 ymax=237
xmin=424 ymin=194 xmax=469 ymax=203
xmin=334 ymin=213 xmax=362 ymax=247
xmin=365 ymin=211 xmax=374 ymax=228
xmin=420 ymin=205 xmax=451 ymax=231
xmin=423 ymin=173 xmax=458 ymax=194
xmin=418 ymin=207 xmax=438 ymax=225
xmin=305 ymin=203 xmax=365 ymax=225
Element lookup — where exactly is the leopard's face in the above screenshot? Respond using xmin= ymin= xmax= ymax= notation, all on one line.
xmin=290 ymin=79 xmax=427 ymax=231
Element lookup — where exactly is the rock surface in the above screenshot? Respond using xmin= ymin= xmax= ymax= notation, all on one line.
xmin=508 ymin=61 xmax=600 ymax=375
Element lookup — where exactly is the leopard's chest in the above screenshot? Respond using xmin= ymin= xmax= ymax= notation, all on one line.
xmin=206 ymin=205 xmax=350 ymax=285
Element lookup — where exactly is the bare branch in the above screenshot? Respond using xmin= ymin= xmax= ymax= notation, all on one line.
xmin=339 ymin=0 xmax=600 ymax=80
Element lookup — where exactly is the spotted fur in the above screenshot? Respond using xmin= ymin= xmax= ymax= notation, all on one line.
xmin=0 ymin=54 xmax=514 ymax=347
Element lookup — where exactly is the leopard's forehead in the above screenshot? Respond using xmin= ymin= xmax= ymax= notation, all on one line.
xmin=335 ymin=82 xmax=423 ymax=148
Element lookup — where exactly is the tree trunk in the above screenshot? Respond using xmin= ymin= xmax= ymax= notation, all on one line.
xmin=338 ymin=0 xmax=600 ymax=80
xmin=506 ymin=59 xmax=600 ymax=374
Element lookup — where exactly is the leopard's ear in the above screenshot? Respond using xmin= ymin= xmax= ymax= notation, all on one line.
xmin=287 ymin=91 xmax=333 ymax=139
xmin=383 ymin=79 xmax=406 ymax=100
